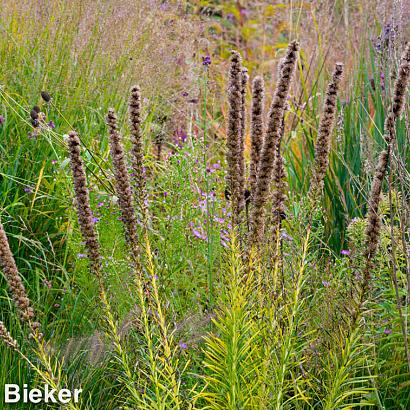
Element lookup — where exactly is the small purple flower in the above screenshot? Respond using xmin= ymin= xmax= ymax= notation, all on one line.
xmin=341 ymin=249 xmax=351 ymax=256
xmin=192 ymin=228 xmax=207 ymax=241
xmin=181 ymin=91 xmax=189 ymax=97
xmin=77 ymin=253 xmax=87 ymax=259
xmin=47 ymin=120 xmax=56 ymax=129
xmin=202 ymin=54 xmax=211 ymax=66
xmin=179 ymin=342 xmax=188 ymax=350
xmin=384 ymin=328 xmax=392 ymax=335
xmin=0 ymin=115 xmax=4 ymax=125
xmin=97 ymin=202 xmax=104 ymax=208
xmin=92 ymin=217 xmax=100 ymax=223
xmin=51 ymin=159 xmax=57 ymax=165
xmin=322 ymin=280 xmax=330 ymax=288
xmin=23 ymin=186 xmax=33 ymax=193
xmin=163 ymin=191 xmax=168 ymax=198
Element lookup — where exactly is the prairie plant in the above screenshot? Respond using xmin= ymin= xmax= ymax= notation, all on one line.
xmin=249 ymin=40 xmax=299 ymax=247
xmin=309 ymin=62 xmax=344 ymax=200
xmin=129 ymin=85 xmax=148 ymax=221
xmin=249 ymin=76 xmax=265 ymax=198
xmin=226 ymin=50 xmax=245 ymax=228
xmin=106 ymin=108 xmax=140 ymax=261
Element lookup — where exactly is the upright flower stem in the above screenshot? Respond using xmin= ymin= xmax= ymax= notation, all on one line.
xmin=201 ymin=65 xmax=214 ymax=309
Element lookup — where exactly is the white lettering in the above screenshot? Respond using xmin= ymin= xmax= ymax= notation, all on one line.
xmin=5 ymin=384 xmax=20 ymax=403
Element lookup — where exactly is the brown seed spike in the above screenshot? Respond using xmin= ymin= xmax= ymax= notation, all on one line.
xmin=106 ymin=109 xmax=140 ymax=260
xmin=226 ymin=50 xmax=244 ymax=228
xmin=0 ymin=222 xmax=35 ymax=325
xmin=129 ymin=85 xmax=148 ymax=219
xmin=67 ymin=131 xmax=101 ymax=277
xmin=309 ymin=62 xmax=344 ymax=199
xmin=249 ymin=76 xmax=265 ymax=198
xmin=249 ymin=40 xmax=299 ymax=246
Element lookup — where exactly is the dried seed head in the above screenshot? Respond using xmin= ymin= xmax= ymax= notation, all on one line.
xmin=0 ymin=321 xmax=18 ymax=351
xmin=309 ymin=62 xmax=344 ymax=198
xmin=67 ymin=131 xmax=101 ymax=276
xmin=391 ymin=42 xmax=410 ymax=119
xmin=0 ymin=222 xmax=35 ymax=324
xmin=226 ymin=50 xmax=245 ymax=228
xmin=30 ymin=109 xmax=39 ymax=120
xmin=41 ymin=91 xmax=51 ymax=102
xmin=249 ymin=40 xmax=299 ymax=246
xmin=129 ymin=85 xmax=148 ymax=218
xmin=249 ymin=76 xmax=265 ymax=197
xmin=107 ymin=109 xmax=140 ymax=259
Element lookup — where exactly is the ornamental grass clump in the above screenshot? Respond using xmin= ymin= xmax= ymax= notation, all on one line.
xmin=309 ymin=62 xmax=344 ymax=200
xmin=249 ymin=76 xmax=265 ymax=198
xmin=248 ymin=40 xmax=299 ymax=246
xmin=106 ymin=108 xmax=140 ymax=259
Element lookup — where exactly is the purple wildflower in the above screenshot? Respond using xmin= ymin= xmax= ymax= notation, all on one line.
xmin=192 ymin=228 xmax=207 ymax=241
xmin=47 ymin=120 xmax=56 ymax=129
xmin=384 ymin=328 xmax=392 ymax=335
xmin=179 ymin=341 xmax=188 ymax=350
xmin=0 ymin=115 xmax=4 ymax=125
xmin=341 ymin=249 xmax=351 ymax=256
xmin=77 ymin=253 xmax=87 ymax=259
xmin=92 ymin=217 xmax=100 ymax=223
xmin=322 ymin=280 xmax=330 ymax=288
xmin=51 ymin=159 xmax=57 ymax=165
xmin=202 ymin=54 xmax=211 ymax=66
xmin=97 ymin=202 xmax=104 ymax=208
xmin=23 ymin=186 xmax=33 ymax=193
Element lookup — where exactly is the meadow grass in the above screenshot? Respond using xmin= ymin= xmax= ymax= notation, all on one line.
xmin=0 ymin=1 xmax=410 ymax=409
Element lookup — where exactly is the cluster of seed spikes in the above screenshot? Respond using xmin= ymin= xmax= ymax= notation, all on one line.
xmin=67 ymin=86 xmax=147 ymax=279
xmin=0 ymin=222 xmax=41 ymax=339
xmin=225 ymin=41 xmax=300 ymax=248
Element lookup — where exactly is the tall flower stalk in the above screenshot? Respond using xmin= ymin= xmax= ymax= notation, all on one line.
xmin=226 ymin=50 xmax=245 ymax=229
xmin=249 ymin=40 xmax=299 ymax=246
xmin=309 ymin=62 xmax=344 ymax=200
xmin=129 ymin=85 xmax=148 ymax=221
xmin=68 ymin=131 xmax=102 ymax=277
xmin=0 ymin=222 xmax=40 ymax=337
xmin=106 ymin=108 xmax=140 ymax=260
xmin=359 ymin=42 xmax=410 ymax=304
xmin=249 ymin=76 xmax=265 ymax=198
